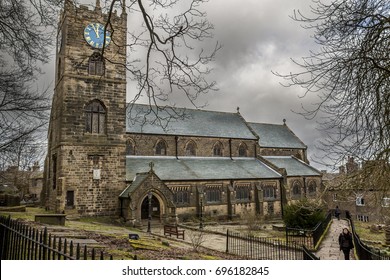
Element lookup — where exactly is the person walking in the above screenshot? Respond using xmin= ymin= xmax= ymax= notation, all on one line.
xmin=335 ymin=206 xmax=341 ymax=220
xmin=338 ymin=228 xmax=354 ymax=260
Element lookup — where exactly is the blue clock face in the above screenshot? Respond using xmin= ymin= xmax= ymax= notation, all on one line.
xmin=84 ymin=23 xmax=111 ymax=49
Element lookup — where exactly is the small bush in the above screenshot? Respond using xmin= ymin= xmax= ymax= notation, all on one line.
xmin=283 ymin=199 xmax=325 ymax=229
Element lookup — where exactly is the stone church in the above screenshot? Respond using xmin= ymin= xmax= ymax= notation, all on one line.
xmin=43 ymin=1 xmax=322 ymax=224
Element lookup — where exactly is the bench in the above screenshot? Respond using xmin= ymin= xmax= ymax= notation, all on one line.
xmin=164 ymin=224 xmax=185 ymax=240
xmin=35 ymin=214 xmax=66 ymax=226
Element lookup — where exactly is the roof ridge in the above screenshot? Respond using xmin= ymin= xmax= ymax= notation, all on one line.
xmin=127 ymin=102 xmax=238 ymax=115
xmin=237 ymin=112 xmax=260 ymax=140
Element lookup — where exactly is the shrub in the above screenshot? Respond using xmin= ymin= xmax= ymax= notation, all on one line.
xmin=283 ymin=199 xmax=326 ymax=229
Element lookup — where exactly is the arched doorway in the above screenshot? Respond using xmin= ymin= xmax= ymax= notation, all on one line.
xmin=141 ymin=194 xmax=161 ymax=219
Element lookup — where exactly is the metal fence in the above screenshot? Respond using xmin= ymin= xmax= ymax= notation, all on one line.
xmin=226 ymin=230 xmax=319 ymax=260
xmin=0 ymin=215 xmax=113 ymax=260
xmin=347 ymin=213 xmax=390 ymax=260
xmin=285 ymin=211 xmax=332 ymax=250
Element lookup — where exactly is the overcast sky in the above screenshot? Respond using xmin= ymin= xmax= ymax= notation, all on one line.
xmin=41 ymin=0 xmax=329 ymax=169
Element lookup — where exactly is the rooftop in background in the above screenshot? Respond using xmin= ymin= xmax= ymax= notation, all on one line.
xmin=248 ymin=122 xmax=306 ymax=149
xmin=126 ymin=104 xmax=257 ymax=140
xmin=263 ymin=156 xmax=321 ymax=177
xmin=125 ymin=156 xmax=282 ymax=181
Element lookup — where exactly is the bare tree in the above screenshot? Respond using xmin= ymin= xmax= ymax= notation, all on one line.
xmin=0 ymin=134 xmax=46 ymax=172
xmin=275 ymin=0 xmax=390 ymax=239
xmin=92 ymin=0 xmax=220 ymax=126
xmin=0 ymin=0 xmax=60 ymax=153
xmin=274 ymin=0 xmax=389 ymax=167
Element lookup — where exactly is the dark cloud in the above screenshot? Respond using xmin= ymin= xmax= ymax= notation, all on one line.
xmin=40 ymin=0 xmax=326 ymax=168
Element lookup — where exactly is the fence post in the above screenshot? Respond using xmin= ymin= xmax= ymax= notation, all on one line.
xmin=226 ymin=229 xmax=229 ymax=253
xmin=43 ymin=227 xmax=48 ymax=260
xmin=285 ymin=227 xmax=288 ymax=246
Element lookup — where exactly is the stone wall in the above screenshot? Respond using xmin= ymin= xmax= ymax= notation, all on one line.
xmin=127 ymin=134 xmax=258 ymax=158
xmin=44 ymin=4 xmax=127 ymax=215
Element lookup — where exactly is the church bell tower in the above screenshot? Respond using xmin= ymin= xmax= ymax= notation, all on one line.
xmin=44 ymin=0 xmax=127 ymax=216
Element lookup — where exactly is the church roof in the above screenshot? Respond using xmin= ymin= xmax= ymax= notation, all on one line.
xmin=119 ymin=173 xmax=150 ymax=198
xmin=263 ymin=156 xmax=321 ymax=177
xmin=125 ymin=156 xmax=282 ymax=181
xmin=126 ymin=104 xmax=257 ymax=140
xmin=248 ymin=123 xmax=306 ymax=149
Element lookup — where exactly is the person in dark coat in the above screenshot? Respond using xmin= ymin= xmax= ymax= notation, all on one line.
xmin=335 ymin=206 xmax=341 ymax=220
xmin=339 ymin=228 xmax=354 ymax=260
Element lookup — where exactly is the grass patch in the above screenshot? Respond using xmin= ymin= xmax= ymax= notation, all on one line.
xmin=0 ymin=207 xmax=48 ymax=221
xmin=129 ymin=238 xmax=168 ymax=251
xmin=354 ymin=221 xmax=386 ymax=244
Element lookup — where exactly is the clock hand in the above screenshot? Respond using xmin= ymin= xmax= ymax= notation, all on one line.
xmin=93 ymin=24 xmax=100 ymax=38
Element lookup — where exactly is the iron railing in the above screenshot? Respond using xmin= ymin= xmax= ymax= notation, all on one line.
xmin=347 ymin=213 xmax=390 ymax=260
xmin=0 ymin=215 xmax=113 ymax=260
xmin=226 ymin=230 xmax=319 ymax=260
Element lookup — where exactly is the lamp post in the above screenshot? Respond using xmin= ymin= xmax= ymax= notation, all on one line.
xmin=147 ymin=192 xmax=152 ymax=233
xmin=199 ymin=193 xmax=204 ymax=230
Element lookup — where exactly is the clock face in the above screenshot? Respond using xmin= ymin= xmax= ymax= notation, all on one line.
xmin=84 ymin=23 xmax=111 ymax=49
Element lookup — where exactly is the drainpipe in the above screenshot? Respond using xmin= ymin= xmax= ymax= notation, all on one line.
xmin=254 ymin=142 xmax=257 ymax=158
xmin=229 ymin=139 xmax=233 ymax=160
xmin=175 ymin=136 xmax=179 ymax=159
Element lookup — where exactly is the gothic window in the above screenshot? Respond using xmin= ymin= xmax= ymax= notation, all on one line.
xmin=155 ymin=140 xmax=167 ymax=155
xmin=236 ymin=186 xmax=250 ymax=201
xmin=57 ymin=58 xmax=62 ymax=81
xmin=52 ymin=154 xmax=57 ymax=190
xmin=85 ymin=100 xmax=106 ymax=134
xmin=174 ymin=190 xmax=190 ymax=205
xmin=185 ymin=141 xmax=196 ymax=156
xmin=292 ymin=181 xmax=302 ymax=199
xmin=88 ymin=52 xmax=105 ymax=76
xmin=206 ymin=187 xmax=221 ymax=203
xmin=307 ymin=181 xmax=317 ymax=196
xmin=264 ymin=186 xmax=276 ymax=199
xmin=238 ymin=143 xmax=247 ymax=157
xmin=126 ymin=139 xmax=135 ymax=155
xmin=213 ymin=142 xmax=223 ymax=157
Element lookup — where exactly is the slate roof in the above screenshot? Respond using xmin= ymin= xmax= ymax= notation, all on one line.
xmin=248 ymin=123 xmax=306 ymax=149
xmin=125 ymin=156 xmax=282 ymax=181
xmin=263 ymin=156 xmax=321 ymax=177
xmin=126 ymin=104 xmax=257 ymax=140
xmin=119 ymin=173 xmax=149 ymax=198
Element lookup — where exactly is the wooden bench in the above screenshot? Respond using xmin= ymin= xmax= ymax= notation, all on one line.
xmin=164 ymin=224 xmax=185 ymax=240
xmin=35 ymin=214 xmax=66 ymax=226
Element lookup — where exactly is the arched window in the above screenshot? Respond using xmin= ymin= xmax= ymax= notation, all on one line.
xmin=185 ymin=141 xmax=196 ymax=156
xmin=292 ymin=181 xmax=302 ymax=198
xmin=126 ymin=139 xmax=135 ymax=155
xmin=85 ymin=100 xmax=106 ymax=134
xmin=213 ymin=142 xmax=223 ymax=157
xmin=155 ymin=140 xmax=167 ymax=155
xmin=238 ymin=143 xmax=247 ymax=157
xmin=308 ymin=181 xmax=317 ymax=195
xmin=88 ymin=52 xmax=105 ymax=76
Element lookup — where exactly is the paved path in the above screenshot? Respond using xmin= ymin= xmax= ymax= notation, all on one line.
xmin=314 ymin=218 xmax=356 ymax=260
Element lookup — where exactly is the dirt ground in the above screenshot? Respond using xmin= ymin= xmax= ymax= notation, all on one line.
xmin=1 ymin=207 xmax=263 ymax=260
